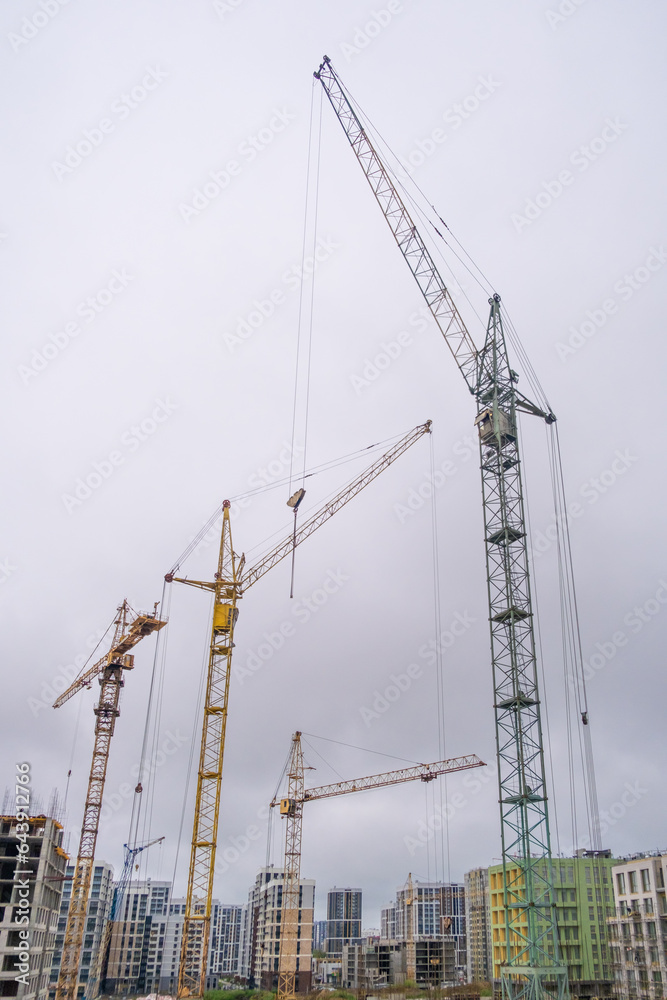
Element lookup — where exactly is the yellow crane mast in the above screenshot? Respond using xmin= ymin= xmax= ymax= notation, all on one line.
xmin=272 ymin=732 xmax=484 ymax=1000
xmin=54 ymin=600 xmax=167 ymax=1000
xmin=168 ymin=421 xmax=431 ymax=998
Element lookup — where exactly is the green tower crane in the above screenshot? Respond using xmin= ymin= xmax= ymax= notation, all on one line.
xmin=314 ymin=56 xmax=568 ymax=1000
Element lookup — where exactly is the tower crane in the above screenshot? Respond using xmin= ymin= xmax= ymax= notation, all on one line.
xmin=89 ymin=835 xmax=165 ymax=999
xmin=271 ymin=732 xmax=485 ymax=999
xmin=54 ymin=600 xmax=167 ymax=1000
xmin=167 ymin=421 xmax=431 ymax=998
xmin=404 ymin=872 xmax=416 ymax=984
xmin=315 ymin=56 xmax=568 ymax=1000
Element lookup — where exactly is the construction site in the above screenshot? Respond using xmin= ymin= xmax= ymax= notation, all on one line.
xmin=2 ymin=7 xmax=665 ymax=1000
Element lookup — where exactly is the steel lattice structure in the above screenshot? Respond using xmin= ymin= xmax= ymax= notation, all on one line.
xmin=315 ymin=55 xmax=568 ymax=1000
xmin=272 ymin=740 xmax=484 ymax=1000
xmin=277 ymin=734 xmax=306 ymax=1000
xmin=170 ymin=422 xmax=432 ymax=997
xmin=54 ymin=601 xmax=166 ymax=1000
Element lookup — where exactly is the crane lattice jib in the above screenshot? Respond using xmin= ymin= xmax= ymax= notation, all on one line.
xmin=240 ymin=420 xmax=431 ymax=592
xmin=315 ymin=56 xmax=568 ymax=1000
xmin=314 ymin=57 xmax=478 ymax=394
xmin=301 ymin=753 xmax=484 ymax=801
xmin=55 ymin=603 xmax=166 ymax=1000
xmin=171 ymin=423 xmax=431 ymax=998
xmin=274 ymin=746 xmax=484 ymax=1000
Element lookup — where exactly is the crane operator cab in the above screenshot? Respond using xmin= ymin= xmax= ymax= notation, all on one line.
xmin=474 ymin=407 xmax=515 ymax=448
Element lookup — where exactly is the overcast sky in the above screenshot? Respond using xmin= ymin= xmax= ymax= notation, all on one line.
xmin=2 ymin=0 xmax=666 ymax=928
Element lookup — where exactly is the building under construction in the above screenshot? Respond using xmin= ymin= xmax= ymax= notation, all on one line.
xmin=0 ymin=815 xmax=67 ymax=1000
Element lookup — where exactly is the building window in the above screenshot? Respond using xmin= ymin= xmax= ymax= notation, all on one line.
xmin=641 ymin=870 xmax=651 ymax=892
xmin=629 ymin=871 xmax=639 ymax=894
xmin=617 ymin=873 xmax=626 ymax=895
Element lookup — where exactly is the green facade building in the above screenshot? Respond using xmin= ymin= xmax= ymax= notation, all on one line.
xmin=489 ymin=853 xmax=619 ymax=997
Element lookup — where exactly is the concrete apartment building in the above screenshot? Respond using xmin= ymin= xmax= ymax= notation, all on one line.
xmin=342 ymin=937 xmax=456 ymax=989
xmin=464 ymin=867 xmax=492 ymax=984
xmin=244 ymin=866 xmax=314 ymax=992
xmin=324 ymin=888 xmax=362 ymax=958
xmin=607 ymin=851 xmax=667 ymax=999
xmin=48 ymin=862 xmax=114 ymax=1000
xmin=105 ymin=880 xmax=171 ymax=995
xmin=489 ymin=852 xmax=618 ymax=998
xmin=0 ymin=815 xmax=67 ymax=1000
xmin=382 ymin=879 xmax=466 ymax=979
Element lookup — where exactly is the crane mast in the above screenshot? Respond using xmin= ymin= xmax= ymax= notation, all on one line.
xmin=54 ymin=601 xmax=166 ymax=1000
xmin=315 ymin=56 xmax=567 ymax=1000
xmin=272 ymin=734 xmax=484 ymax=999
xmin=169 ymin=422 xmax=431 ymax=998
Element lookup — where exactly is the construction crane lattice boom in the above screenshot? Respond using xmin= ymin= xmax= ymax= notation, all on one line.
xmin=54 ymin=602 xmax=166 ymax=1000
xmin=171 ymin=422 xmax=431 ymax=999
xmin=314 ymin=55 xmax=568 ymax=1000
xmin=273 ymin=735 xmax=485 ymax=1000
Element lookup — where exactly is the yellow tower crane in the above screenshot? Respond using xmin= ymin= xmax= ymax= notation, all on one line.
xmin=272 ymin=732 xmax=485 ymax=999
xmin=167 ymin=421 xmax=431 ymax=998
xmin=54 ymin=599 xmax=167 ymax=1000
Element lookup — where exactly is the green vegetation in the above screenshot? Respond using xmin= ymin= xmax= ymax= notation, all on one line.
xmin=205 ymin=990 xmax=274 ymax=1000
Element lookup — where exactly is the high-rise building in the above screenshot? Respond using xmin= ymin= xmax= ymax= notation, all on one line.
xmin=392 ymin=880 xmax=466 ymax=976
xmin=312 ymin=920 xmax=327 ymax=954
xmin=161 ymin=897 xmax=245 ymax=993
xmin=0 ymin=814 xmax=68 ymax=1000
xmin=244 ymin=866 xmax=315 ymax=993
xmin=104 ymin=880 xmax=171 ymax=995
xmin=464 ymin=867 xmax=492 ymax=984
xmin=48 ymin=862 xmax=114 ymax=999
xmin=489 ymin=852 xmax=619 ymax=997
xmin=607 ymin=850 xmax=667 ymax=999
xmin=325 ymin=888 xmax=362 ymax=958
